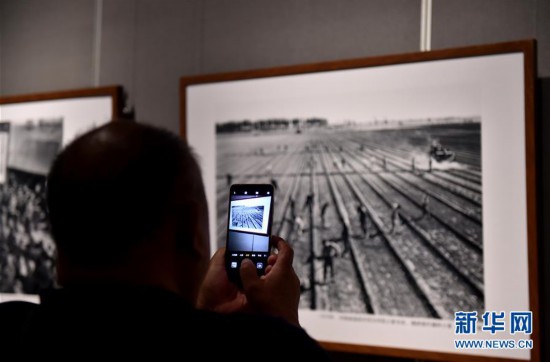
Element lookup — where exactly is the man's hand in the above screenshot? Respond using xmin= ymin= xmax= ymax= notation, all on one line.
xmin=195 ymin=247 xmax=247 ymax=313
xmin=240 ymin=236 xmax=300 ymax=326
xmin=196 ymin=236 xmax=301 ymax=327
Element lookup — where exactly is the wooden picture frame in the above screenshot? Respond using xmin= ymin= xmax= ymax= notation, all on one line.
xmin=0 ymin=85 xmax=125 ymax=302
xmin=180 ymin=41 xmax=538 ymax=361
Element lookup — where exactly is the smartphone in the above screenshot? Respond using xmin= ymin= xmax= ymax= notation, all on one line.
xmin=225 ymin=184 xmax=274 ymax=287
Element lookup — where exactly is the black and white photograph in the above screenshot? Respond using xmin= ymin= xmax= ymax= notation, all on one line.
xmin=0 ymin=118 xmax=62 ymax=294
xmin=216 ymin=116 xmax=483 ymax=319
xmin=0 ymin=88 xmax=120 ymax=301
xmin=184 ymin=47 xmax=532 ymax=359
xmin=231 ymin=205 xmax=265 ymax=230
xmin=228 ymin=195 xmax=272 ymax=234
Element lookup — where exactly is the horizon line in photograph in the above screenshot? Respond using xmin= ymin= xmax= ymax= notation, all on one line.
xmin=216 ymin=116 xmax=481 ymax=134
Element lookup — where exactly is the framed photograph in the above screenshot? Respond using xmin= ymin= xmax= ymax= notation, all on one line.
xmin=0 ymin=86 xmax=124 ymax=303
xmin=180 ymin=40 xmax=538 ymax=361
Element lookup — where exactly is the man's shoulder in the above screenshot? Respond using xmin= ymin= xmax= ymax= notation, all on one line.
xmin=0 ymin=300 xmax=38 ymax=322
xmin=0 ymin=300 xmax=37 ymax=319
xmin=0 ymin=301 xmax=38 ymax=346
xmin=199 ymin=311 xmax=328 ymax=357
xmin=0 ymin=300 xmax=329 ymax=359
xmin=0 ymin=300 xmax=37 ymax=312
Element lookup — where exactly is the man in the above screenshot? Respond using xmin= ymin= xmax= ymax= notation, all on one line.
xmin=389 ymin=202 xmax=402 ymax=234
xmin=294 ymin=214 xmax=305 ymax=237
xmin=414 ymin=193 xmax=430 ymax=221
xmin=0 ymin=122 xmax=328 ymax=359
xmin=289 ymin=196 xmax=296 ymax=221
xmin=357 ymin=203 xmax=368 ymax=236
xmin=320 ymin=201 xmax=329 ymax=228
xmin=321 ymin=239 xmax=339 ymax=283
xmin=340 ymin=226 xmax=350 ymax=255
xmin=303 ymin=193 xmax=314 ymax=211
xmin=270 ymin=177 xmax=279 ymax=191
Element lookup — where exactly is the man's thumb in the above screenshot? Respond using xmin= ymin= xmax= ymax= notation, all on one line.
xmin=240 ymin=259 xmax=259 ymax=291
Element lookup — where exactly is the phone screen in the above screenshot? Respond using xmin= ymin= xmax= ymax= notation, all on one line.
xmin=225 ymin=184 xmax=274 ymax=286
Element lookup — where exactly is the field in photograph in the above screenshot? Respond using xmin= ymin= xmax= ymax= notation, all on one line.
xmin=216 ymin=121 xmax=483 ymax=319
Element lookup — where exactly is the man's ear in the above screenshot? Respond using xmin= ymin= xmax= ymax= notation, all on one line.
xmin=194 ymin=202 xmax=211 ymax=258
xmin=174 ymin=202 xmax=203 ymax=257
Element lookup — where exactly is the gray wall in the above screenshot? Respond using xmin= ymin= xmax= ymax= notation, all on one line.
xmin=1 ymin=0 xmax=549 ymax=132
xmin=0 ymin=0 xmax=549 ymax=360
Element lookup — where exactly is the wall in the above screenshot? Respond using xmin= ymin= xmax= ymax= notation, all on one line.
xmin=0 ymin=0 xmax=548 ymax=360
xmin=1 ymin=1 xmax=549 ymax=130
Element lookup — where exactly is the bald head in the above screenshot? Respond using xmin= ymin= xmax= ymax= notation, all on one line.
xmin=47 ymin=121 xmax=206 ymax=269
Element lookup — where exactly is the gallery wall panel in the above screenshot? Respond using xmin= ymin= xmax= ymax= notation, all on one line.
xmin=99 ymin=0 xmax=136 ymax=104
xmin=535 ymin=0 xmax=550 ymax=77
xmin=131 ymin=0 xmax=202 ymax=134
xmin=431 ymin=0 xmax=544 ymax=75
xmin=201 ymin=0 xmax=421 ymax=75
xmin=0 ymin=0 xmax=96 ymax=95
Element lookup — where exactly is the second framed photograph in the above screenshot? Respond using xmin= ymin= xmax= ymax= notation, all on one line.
xmin=180 ymin=41 xmax=538 ymax=361
xmin=0 ymin=86 xmax=124 ymax=303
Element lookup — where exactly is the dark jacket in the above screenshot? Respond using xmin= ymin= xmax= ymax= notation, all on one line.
xmin=0 ymin=285 xmax=330 ymax=360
